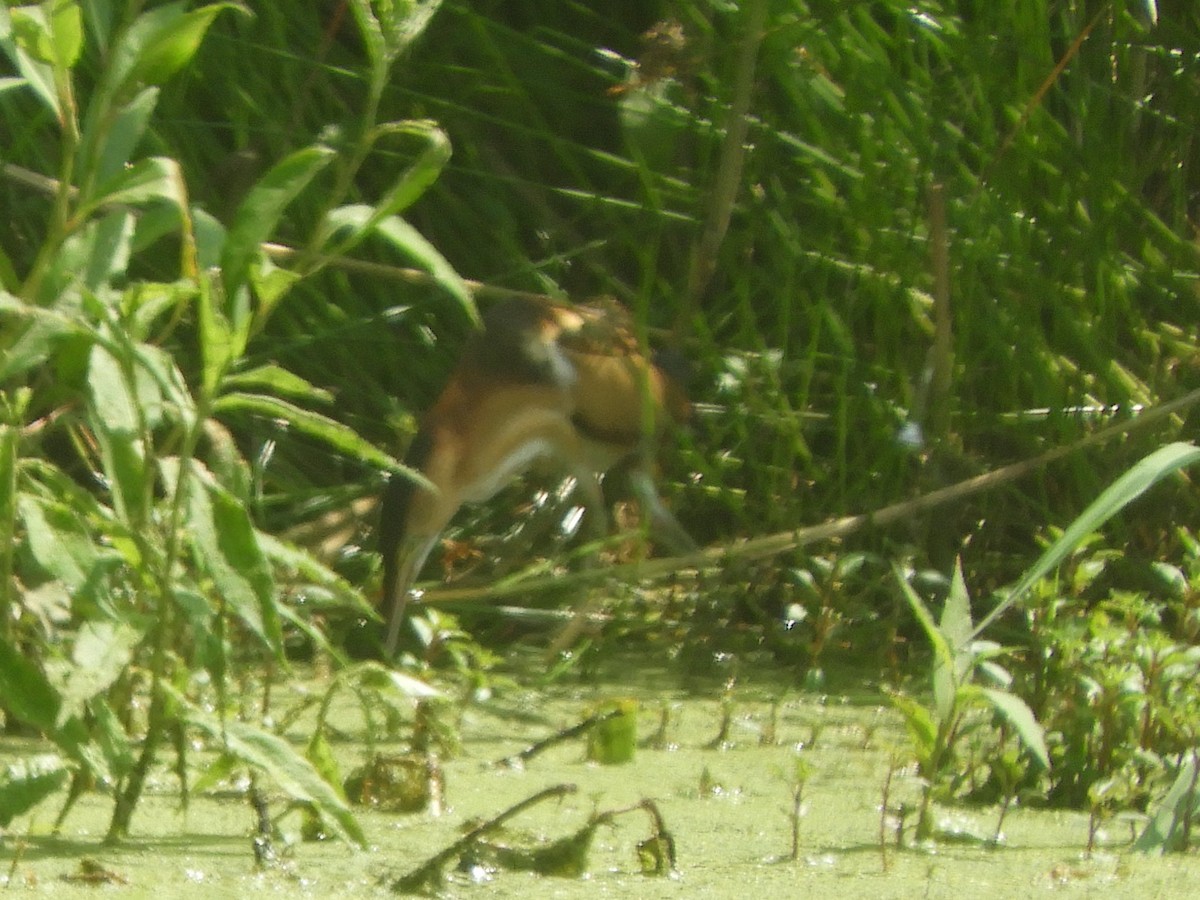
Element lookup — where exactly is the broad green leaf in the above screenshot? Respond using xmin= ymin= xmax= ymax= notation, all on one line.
xmin=221 ymin=145 xmax=336 ymax=299
xmin=350 ymin=0 xmax=443 ymax=63
xmin=349 ymin=660 xmax=439 ymax=701
xmin=0 ymin=7 xmax=59 ymax=119
xmin=372 ymin=214 xmax=475 ymax=323
xmin=977 ymin=687 xmax=1050 ymax=771
xmin=130 ymin=3 xmax=231 ymax=85
xmin=0 ymin=417 xmax=18 ymax=594
xmin=973 ymin=442 xmax=1200 ymax=639
xmin=206 ymin=478 xmax=282 ymax=653
xmin=89 ymin=697 xmax=135 ymax=779
xmin=123 ymin=279 xmax=198 ymax=341
xmin=131 ymin=341 xmax=197 ymax=430
xmin=197 ymin=272 xmax=235 ymax=396
xmin=9 ymin=2 xmax=82 ymax=68
xmin=17 ymin=494 xmax=96 ymax=591
xmin=93 ymin=86 xmax=159 ymax=185
xmin=245 ymin=255 xmax=302 ymax=323
xmin=1134 ymin=751 xmax=1199 ymax=854
xmin=894 ymin=566 xmax=956 ymax=719
xmin=942 ymin=559 xmax=973 ymax=685
xmin=81 ymin=156 xmax=187 ymax=220
xmin=87 ymin=344 xmax=148 ymax=521
xmin=169 ymin=458 xmax=281 ymax=656
xmin=53 ymin=622 xmax=140 ymax=727
xmin=348 ymin=0 xmax=384 ymax=66
xmin=0 ymin=291 xmax=80 ymax=380
xmin=80 ymin=210 xmax=135 ymax=290
xmin=0 ymin=636 xmax=61 ymax=732
xmin=305 ymin=730 xmax=347 ymax=804
xmin=109 ymin=2 xmax=243 ymax=92
xmin=213 ymin=391 xmax=401 ymax=472
xmin=0 ymin=754 xmax=70 ymax=828
xmin=192 ymin=206 xmax=226 ymax=270
xmin=180 ymin=701 xmax=366 ymax=847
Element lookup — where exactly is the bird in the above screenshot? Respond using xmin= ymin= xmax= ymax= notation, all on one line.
xmin=377 ymin=294 xmax=696 ymax=656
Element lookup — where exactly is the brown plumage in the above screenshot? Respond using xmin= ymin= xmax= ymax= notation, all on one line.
xmin=378 ymin=295 xmax=695 ymax=655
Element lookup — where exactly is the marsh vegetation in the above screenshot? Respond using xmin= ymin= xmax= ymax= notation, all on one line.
xmin=2 ymin=0 xmax=1200 ymax=894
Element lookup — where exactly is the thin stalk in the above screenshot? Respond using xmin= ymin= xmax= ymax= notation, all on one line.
xmin=678 ymin=0 xmax=766 ymax=340
xmin=924 ymin=183 xmax=953 ymax=443
xmin=106 ymin=273 xmax=211 ymax=840
xmin=296 ymin=18 xmax=392 ymax=276
xmin=0 ymin=415 xmax=19 ymax=644
xmin=21 ymin=74 xmax=80 ymax=303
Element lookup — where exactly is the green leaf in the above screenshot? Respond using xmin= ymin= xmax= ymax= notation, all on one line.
xmin=977 ymin=687 xmax=1050 ymax=771
xmin=181 ymin=701 xmax=366 ymax=847
xmin=86 ymin=343 xmax=148 ymax=521
xmin=348 ymin=0 xmax=384 ymax=67
xmin=974 ymin=442 xmax=1200 ymax=639
xmin=344 ymin=660 xmax=439 ymax=701
xmin=110 ymin=2 xmax=244 ymax=91
xmin=47 ymin=0 xmax=82 ymax=68
xmin=223 ymin=364 xmax=334 ymax=404
xmin=94 ymin=86 xmax=159 ymax=185
xmin=197 ymin=272 xmax=235 ymax=396
xmin=0 ymin=635 xmax=62 ymax=733
xmin=9 ymin=1 xmax=82 ymax=68
xmin=171 ymin=458 xmax=282 ymax=656
xmin=349 ymin=0 xmax=443 ymax=64
xmin=371 ymin=214 xmax=475 ymax=323
xmin=81 ymin=156 xmax=187 ymax=220
xmin=259 ymin=532 xmax=376 ymax=616
xmin=325 ymin=206 xmax=475 ymax=324
xmin=79 ymin=0 xmax=114 ymax=48
xmin=888 ymin=690 xmax=937 ymax=768
xmin=213 ymin=391 xmax=401 ymax=472
xmin=88 ymin=697 xmax=135 ymax=779
xmin=0 ymin=754 xmax=71 ymax=828
xmin=192 ymin=206 xmax=227 ymax=270
xmin=0 ymin=17 xmax=60 ymax=120
xmin=246 ymin=255 xmax=301 ymax=323
xmin=1134 ymin=751 xmax=1200 ymax=854
xmin=55 ymin=622 xmax=140 ymax=727
xmin=942 ymin=559 xmax=974 ymax=685
xmin=0 ymin=292 xmax=80 ymax=380
xmin=221 ymin=145 xmax=336 ymax=299
xmin=369 ymin=120 xmax=451 ymax=218
xmin=305 ymin=730 xmax=347 ymax=804
xmin=80 ymin=211 xmax=136 ymax=290
xmin=894 ymin=566 xmax=957 ymax=719
xmin=87 ymin=343 xmax=139 ymax=435
xmin=17 ymin=494 xmax=97 ymax=591
xmin=131 ymin=340 xmax=197 ymax=431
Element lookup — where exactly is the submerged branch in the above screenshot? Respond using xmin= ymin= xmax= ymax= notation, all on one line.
xmin=389 ymin=783 xmax=578 ymax=893
xmin=494 ymin=708 xmax=622 ymax=769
